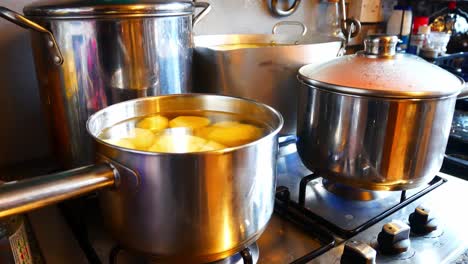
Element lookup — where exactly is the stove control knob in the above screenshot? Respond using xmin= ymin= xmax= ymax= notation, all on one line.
xmin=341 ymin=240 xmax=376 ymax=264
xmin=377 ymin=220 xmax=410 ymax=255
xmin=409 ymin=205 xmax=438 ymax=234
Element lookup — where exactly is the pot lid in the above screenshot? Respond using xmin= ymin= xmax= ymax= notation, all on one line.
xmin=24 ymin=0 xmax=194 ymax=18
xmin=298 ymin=35 xmax=464 ymax=99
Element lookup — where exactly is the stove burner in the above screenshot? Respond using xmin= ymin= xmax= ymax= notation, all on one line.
xmin=213 ymin=244 xmax=259 ymax=264
xmin=108 ymin=243 xmax=259 ymax=264
xmin=278 ymin=173 xmax=447 ymax=237
xmin=322 ymin=179 xmax=392 ymax=201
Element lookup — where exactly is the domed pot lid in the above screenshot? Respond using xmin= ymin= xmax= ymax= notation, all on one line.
xmin=298 ymin=35 xmax=464 ymax=99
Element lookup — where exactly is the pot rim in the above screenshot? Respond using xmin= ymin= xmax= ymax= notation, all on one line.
xmin=86 ymin=93 xmax=284 ymax=156
xmin=194 ymin=34 xmax=343 ymax=50
xmin=298 ymin=73 xmax=465 ymax=100
xmin=24 ymin=1 xmax=195 ymax=18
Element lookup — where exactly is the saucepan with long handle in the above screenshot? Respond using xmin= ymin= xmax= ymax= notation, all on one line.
xmin=0 ymin=94 xmax=283 ymax=263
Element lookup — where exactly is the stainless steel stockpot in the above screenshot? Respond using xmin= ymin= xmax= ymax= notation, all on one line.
xmin=297 ymin=35 xmax=466 ymax=191
xmin=193 ymin=21 xmax=343 ymax=135
xmin=0 ymin=94 xmax=283 ymax=263
xmin=0 ymin=0 xmax=210 ymax=168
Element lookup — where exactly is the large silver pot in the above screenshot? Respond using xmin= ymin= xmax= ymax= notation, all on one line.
xmin=0 ymin=0 xmax=210 ymax=168
xmin=297 ymin=35 xmax=466 ymax=191
xmin=0 ymin=94 xmax=283 ymax=263
xmin=193 ymin=21 xmax=343 ymax=135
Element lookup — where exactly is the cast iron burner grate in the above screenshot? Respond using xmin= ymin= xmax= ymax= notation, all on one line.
xmin=108 ymin=243 xmax=259 ymax=264
xmin=276 ymin=174 xmax=447 ymax=238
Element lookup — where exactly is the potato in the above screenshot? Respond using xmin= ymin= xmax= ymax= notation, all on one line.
xmin=199 ymin=140 xmax=227 ymax=151
xmin=104 ymin=138 xmax=135 ymax=149
xmin=148 ymin=134 xmax=207 ymax=153
xmin=127 ymin=128 xmax=155 ymax=150
xmin=197 ymin=122 xmax=263 ymax=147
xmin=169 ymin=116 xmax=211 ymax=129
xmin=211 ymin=121 xmax=240 ymax=127
xmin=136 ymin=115 xmax=169 ymax=132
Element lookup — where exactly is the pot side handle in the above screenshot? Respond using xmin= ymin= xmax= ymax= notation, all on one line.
xmin=0 ymin=6 xmax=63 ymax=65
xmin=268 ymin=0 xmax=301 ymax=17
xmin=0 ymin=163 xmax=117 ymax=219
xmin=193 ymin=2 xmax=211 ymax=27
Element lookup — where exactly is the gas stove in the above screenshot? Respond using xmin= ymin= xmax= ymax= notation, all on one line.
xmin=27 ymin=142 xmax=468 ymax=264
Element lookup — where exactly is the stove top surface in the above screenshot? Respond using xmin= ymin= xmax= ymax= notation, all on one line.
xmin=27 ymin=144 xmax=468 ymax=264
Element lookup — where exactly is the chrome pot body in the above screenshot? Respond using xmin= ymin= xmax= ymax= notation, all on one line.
xmin=296 ymin=35 xmax=465 ymax=191
xmin=296 ymin=83 xmax=457 ymax=190
xmin=0 ymin=94 xmax=283 ymax=263
xmin=0 ymin=2 xmax=210 ymax=168
xmin=193 ymin=22 xmax=343 ymax=135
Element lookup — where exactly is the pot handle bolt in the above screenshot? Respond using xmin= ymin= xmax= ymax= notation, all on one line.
xmin=377 ymin=220 xmax=411 ymax=255
xmin=341 ymin=240 xmax=376 ymax=264
xmin=409 ymin=205 xmax=438 ymax=235
xmin=0 ymin=6 xmax=63 ymax=65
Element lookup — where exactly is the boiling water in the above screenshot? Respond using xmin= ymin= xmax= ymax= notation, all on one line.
xmin=98 ymin=110 xmax=270 ymax=153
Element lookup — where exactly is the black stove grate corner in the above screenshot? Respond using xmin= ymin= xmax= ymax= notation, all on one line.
xmin=275 ymin=186 xmax=336 ymax=263
xmin=277 ymin=175 xmax=447 ymax=239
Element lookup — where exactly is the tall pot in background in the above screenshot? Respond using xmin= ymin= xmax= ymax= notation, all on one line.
xmin=193 ymin=21 xmax=343 ymax=135
xmin=0 ymin=0 xmax=210 ymax=168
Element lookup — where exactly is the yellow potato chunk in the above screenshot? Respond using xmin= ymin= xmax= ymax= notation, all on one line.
xmin=136 ymin=115 xmax=169 ymax=132
xmin=197 ymin=122 xmax=263 ymax=147
xmin=169 ymin=116 xmax=211 ymax=129
xmin=199 ymin=140 xmax=227 ymax=151
xmin=148 ymin=134 xmax=207 ymax=153
xmin=212 ymin=121 xmax=240 ymax=127
xmin=104 ymin=138 xmax=135 ymax=149
xmin=127 ymin=128 xmax=155 ymax=150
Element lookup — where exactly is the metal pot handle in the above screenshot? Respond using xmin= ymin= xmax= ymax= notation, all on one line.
xmin=0 ymin=163 xmax=117 ymax=219
xmin=193 ymin=2 xmax=212 ymax=27
xmin=0 ymin=6 xmax=63 ymax=65
xmin=272 ymin=21 xmax=307 ymax=37
xmin=268 ymin=0 xmax=301 ymax=17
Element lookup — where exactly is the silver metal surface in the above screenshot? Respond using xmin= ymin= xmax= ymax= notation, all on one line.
xmin=297 ymin=81 xmax=458 ymax=190
xmin=0 ymin=7 xmax=62 ymax=64
xmin=89 ymin=94 xmax=283 ymax=262
xmin=83 ymin=208 xmax=323 ymax=264
xmin=0 ymin=163 xmax=116 ymax=218
xmin=256 ymin=213 xmax=324 ymax=263
xmin=20 ymin=146 xmax=468 ymax=263
xmin=0 ymin=94 xmax=283 ymax=263
xmin=267 ymin=0 xmax=301 ymax=17
xmin=193 ymin=2 xmax=212 ymax=27
xmin=313 ymin=173 xmax=468 ymax=264
xmin=290 ymin=170 xmax=437 ymax=231
xmin=0 ymin=3 xmax=210 ymax=168
xmin=193 ymin=32 xmax=342 ymax=135
xmin=322 ymin=179 xmax=392 ymax=201
xmin=272 ymin=21 xmax=307 ymax=37
xmin=23 ymin=0 xmax=195 ymax=18
xmin=298 ymin=42 xmax=464 ymax=99
xmin=364 ymin=35 xmax=399 ymax=57
xmin=339 ymin=0 xmax=361 ymax=46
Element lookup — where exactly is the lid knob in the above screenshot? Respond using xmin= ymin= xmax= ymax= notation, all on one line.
xmin=364 ymin=35 xmax=399 ymax=56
